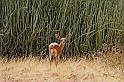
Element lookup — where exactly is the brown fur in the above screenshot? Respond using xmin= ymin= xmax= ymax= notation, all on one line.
xmin=49 ymin=43 xmax=64 ymax=67
xmin=49 ymin=32 xmax=71 ymax=68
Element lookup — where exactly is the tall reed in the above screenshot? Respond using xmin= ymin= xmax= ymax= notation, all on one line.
xmin=0 ymin=0 xmax=124 ymax=58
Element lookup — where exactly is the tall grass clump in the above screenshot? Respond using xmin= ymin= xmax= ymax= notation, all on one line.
xmin=0 ymin=0 xmax=124 ymax=59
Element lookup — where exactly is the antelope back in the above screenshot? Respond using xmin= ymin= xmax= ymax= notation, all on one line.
xmin=49 ymin=43 xmax=61 ymax=55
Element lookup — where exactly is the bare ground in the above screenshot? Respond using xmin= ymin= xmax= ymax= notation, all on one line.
xmin=0 ymin=56 xmax=124 ymax=82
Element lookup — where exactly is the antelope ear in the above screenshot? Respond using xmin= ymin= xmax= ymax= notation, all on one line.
xmin=65 ymin=33 xmax=71 ymax=42
xmin=55 ymin=30 xmax=61 ymax=40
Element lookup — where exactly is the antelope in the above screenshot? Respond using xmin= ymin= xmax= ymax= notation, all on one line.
xmin=49 ymin=31 xmax=71 ymax=67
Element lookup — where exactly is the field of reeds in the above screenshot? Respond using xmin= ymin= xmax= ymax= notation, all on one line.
xmin=0 ymin=0 xmax=124 ymax=82
xmin=0 ymin=0 xmax=124 ymax=58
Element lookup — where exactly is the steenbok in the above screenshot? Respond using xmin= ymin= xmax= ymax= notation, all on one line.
xmin=49 ymin=31 xmax=71 ymax=67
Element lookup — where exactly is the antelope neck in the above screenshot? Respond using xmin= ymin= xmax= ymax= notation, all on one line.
xmin=59 ymin=43 xmax=65 ymax=51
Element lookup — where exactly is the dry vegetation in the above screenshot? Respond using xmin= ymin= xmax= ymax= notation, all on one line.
xmin=0 ymin=53 xmax=124 ymax=82
xmin=0 ymin=0 xmax=124 ymax=82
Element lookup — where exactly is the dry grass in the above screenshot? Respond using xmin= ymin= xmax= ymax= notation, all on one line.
xmin=0 ymin=54 xmax=124 ymax=82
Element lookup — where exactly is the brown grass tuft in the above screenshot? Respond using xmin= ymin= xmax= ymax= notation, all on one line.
xmin=0 ymin=54 xmax=124 ymax=82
